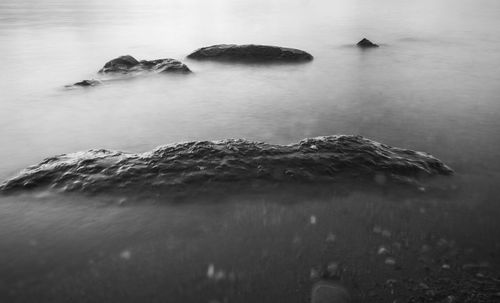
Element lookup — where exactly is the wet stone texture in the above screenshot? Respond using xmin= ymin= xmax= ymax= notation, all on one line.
xmin=187 ymin=44 xmax=313 ymax=62
xmin=67 ymin=55 xmax=191 ymax=87
xmin=98 ymin=55 xmax=191 ymax=74
xmin=0 ymin=135 xmax=452 ymax=195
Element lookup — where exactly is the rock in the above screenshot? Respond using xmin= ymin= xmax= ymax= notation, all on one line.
xmin=357 ymin=38 xmax=379 ymax=48
xmin=310 ymin=215 xmax=317 ymax=224
xmin=310 ymin=267 xmax=320 ymax=279
xmin=326 ymin=233 xmax=337 ymax=243
xmin=385 ymin=257 xmax=397 ymax=266
xmin=69 ymin=79 xmax=102 ymax=87
xmin=0 ymin=135 xmax=453 ymax=195
xmin=187 ymin=44 xmax=313 ymax=62
xmin=98 ymin=55 xmax=191 ymax=74
xmin=378 ymin=246 xmax=389 ymax=255
xmin=326 ymin=262 xmax=340 ymax=278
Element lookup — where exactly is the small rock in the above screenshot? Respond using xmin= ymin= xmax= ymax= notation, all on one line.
xmin=70 ymin=79 xmax=102 ymax=87
xmin=310 ymin=215 xmax=317 ymax=225
xmin=441 ymin=264 xmax=451 ymax=270
xmin=385 ymin=257 xmax=396 ymax=266
xmin=326 ymin=233 xmax=336 ymax=243
xmin=207 ymin=264 xmax=215 ymax=278
xmin=357 ymin=38 xmax=379 ymax=48
xmin=378 ymin=246 xmax=389 ymax=255
xmin=310 ymin=267 xmax=320 ymax=279
xmin=120 ymin=250 xmax=131 ymax=260
xmin=214 ymin=270 xmax=226 ymax=280
xmin=118 ymin=198 xmax=127 ymax=206
xmin=99 ymin=55 xmax=191 ymax=74
xmin=326 ymin=262 xmax=340 ymax=278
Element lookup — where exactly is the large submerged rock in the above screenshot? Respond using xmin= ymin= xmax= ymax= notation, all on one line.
xmin=187 ymin=44 xmax=313 ymax=62
xmin=0 ymin=135 xmax=452 ymax=195
xmin=98 ymin=55 xmax=191 ymax=74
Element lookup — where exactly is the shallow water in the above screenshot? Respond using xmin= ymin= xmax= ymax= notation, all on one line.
xmin=1 ymin=0 xmax=500 ymax=302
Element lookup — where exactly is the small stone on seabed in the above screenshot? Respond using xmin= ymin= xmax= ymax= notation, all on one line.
xmin=385 ymin=257 xmax=396 ymax=266
xmin=441 ymin=264 xmax=451 ymax=270
xmin=378 ymin=246 xmax=389 ymax=255
xmin=373 ymin=225 xmax=382 ymax=234
xmin=310 ymin=268 xmax=320 ymax=279
xmin=310 ymin=215 xmax=317 ymax=225
xmin=326 ymin=233 xmax=336 ymax=242
xmin=120 ymin=250 xmax=131 ymax=260
xmin=207 ymin=264 xmax=215 ymax=278
xmin=325 ymin=262 xmax=341 ymax=279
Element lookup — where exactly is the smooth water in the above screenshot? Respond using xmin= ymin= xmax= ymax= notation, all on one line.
xmin=1 ymin=0 xmax=500 ymax=302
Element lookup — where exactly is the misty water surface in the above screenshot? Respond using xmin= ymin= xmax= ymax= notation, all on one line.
xmin=1 ymin=0 xmax=500 ymax=302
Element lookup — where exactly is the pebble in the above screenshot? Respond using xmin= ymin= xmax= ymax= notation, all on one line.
xmin=326 ymin=233 xmax=336 ymax=243
xmin=326 ymin=262 xmax=340 ymax=278
xmin=441 ymin=264 xmax=451 ymax=270
xmin=310 ymin=215 xmax=317 ymax=225
xmin=119 ymin=250 xmax=131 ymax=260
xmin=381 ymin=230 xmax=392 ymax=238
xmin=378 ymin=246 xmax=389 ymax=255
xmin=385 ymin=258 xmax=396 ymax=266
xmin=310 ymin=268 xmax=320 ymax=279
xmin=207 ymin=264 xmax=215 ymax=278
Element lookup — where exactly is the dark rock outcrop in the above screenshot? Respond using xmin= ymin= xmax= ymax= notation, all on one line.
xmin=187 ymin=44 xmax=313 ymax=62
xmin=0 ymin=135 xmax=452 ymax=194
xmin=357 ymin=38 xmax=379 ymax=48
xmin=68 ymin=79 xmax=102 ymax=87
xmin=98 ymin=55 xmax=191 ymax=74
